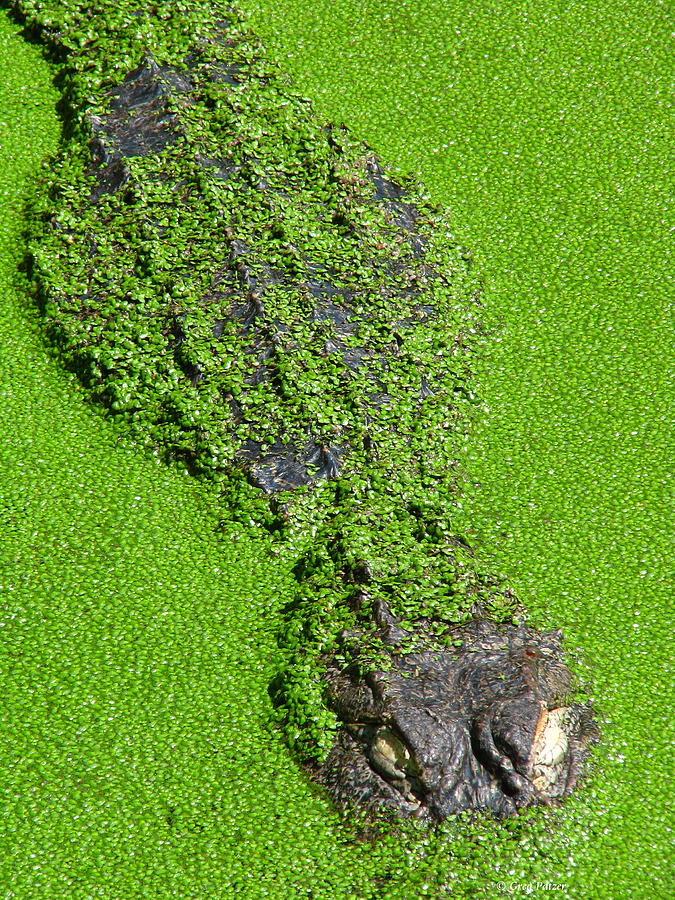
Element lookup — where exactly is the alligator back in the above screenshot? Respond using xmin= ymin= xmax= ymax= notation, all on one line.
xmin=34 ymin=34 xmax=478 ymax=504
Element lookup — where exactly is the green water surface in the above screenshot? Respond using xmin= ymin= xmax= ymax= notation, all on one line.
xmin=1 ymin=1 xmax=671 ymax=897
xmin=237 ymin=0 xmax=673 ymax=893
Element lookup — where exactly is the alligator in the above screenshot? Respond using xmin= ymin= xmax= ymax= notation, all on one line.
xmin=13 ymin=0 xmax=597 ymax=822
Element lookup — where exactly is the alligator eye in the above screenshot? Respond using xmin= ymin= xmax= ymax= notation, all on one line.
xmin=369 ymin=727 xmax=412 ymax=781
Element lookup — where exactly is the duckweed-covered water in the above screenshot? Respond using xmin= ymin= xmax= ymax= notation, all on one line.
xmin=1 ymin=2 xmax=671 ymax=897
xmin=238 ymin=0 xmax=673 ymax=893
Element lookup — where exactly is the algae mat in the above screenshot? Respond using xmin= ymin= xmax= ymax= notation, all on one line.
xmin=0 ymin=4 xmax=671 ymax=900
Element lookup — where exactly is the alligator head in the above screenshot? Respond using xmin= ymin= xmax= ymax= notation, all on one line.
xmin=320 ymin=607 xmax=598 ymax=821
